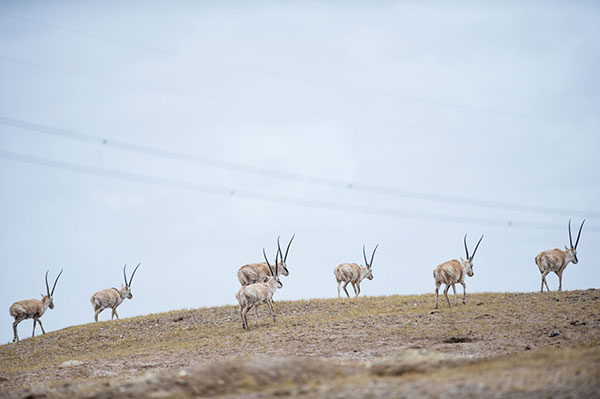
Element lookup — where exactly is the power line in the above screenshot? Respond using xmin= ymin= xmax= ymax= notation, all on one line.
xmin=0 ymin=12 xmax=571 ymax=125
xmin=0 ymin=115 xmax=346 ymax=186
xmin=2 ymin=54 xmax=583 ymax=148
xmin=1 ymin=115 xmax=598 ymax=219
xmin=0 ymin=149 xmax=598 ymax=233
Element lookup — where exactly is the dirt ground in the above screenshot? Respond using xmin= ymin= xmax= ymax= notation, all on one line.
xmin=1 ymin=290 xmax=599 ymax=398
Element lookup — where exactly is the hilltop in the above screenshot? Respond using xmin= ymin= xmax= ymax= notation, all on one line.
xmin=1 ymin=290 xmax=599 ymax=398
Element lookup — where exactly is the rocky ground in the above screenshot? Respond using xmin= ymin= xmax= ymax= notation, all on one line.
xmin=1 ymin=290 xmax=599 ymax=398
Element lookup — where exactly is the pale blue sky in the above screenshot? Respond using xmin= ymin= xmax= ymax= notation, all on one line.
xmin=1 ymin=1 xmax=599 ymax=344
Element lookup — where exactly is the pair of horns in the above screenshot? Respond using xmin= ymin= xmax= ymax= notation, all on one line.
xmin=123 ymin=263 xmax=141 ymax=287
xmin=363 ymin=244 xmax=379 ymax=269
xmin=263 ymin=248 xmax=279 ymax=277
xmin=276 ymin=234 xmax=295 ymax=263
xmin=45 ymin=269 xmax=63 ymax=297
xmin=464 ymin=234 xmax=484 ymax=261
xmin=568 ymin=219 xmax=586 ymax=250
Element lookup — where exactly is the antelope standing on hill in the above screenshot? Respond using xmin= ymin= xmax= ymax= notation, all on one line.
xmin=9 ymin=269 xmax=63 ymax=343
xmin=237 ymin=235 xmax=294 ymax=286
xmin=236 ymin=248 xmax=283 ymax=330
xmin=535 ymin=219 xmax=585 ymax=292
xmin=434 ymin=234 xmax=483 ymax=309
xmin=90 ymin=263 xmax=140 ymax=322
xmin=334 ymin=244 xmax=378 ymax=298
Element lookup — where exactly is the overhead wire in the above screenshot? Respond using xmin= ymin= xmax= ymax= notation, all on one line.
xmin=1 ymin=115 xmax=598 ymax=219
xmin=0 ymin=149 xmax=598 ymax=233
xmin=0 ymin=54 xmax=580 ymax=147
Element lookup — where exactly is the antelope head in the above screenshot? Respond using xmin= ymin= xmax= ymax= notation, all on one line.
xmin=122 ymin=263 xmax=141 ymax=299
xmin=263 ymin=248 xmax=283 ymax=289
xmin=462 ymin=234 xmax=484 ymax=277
xmin=566 ymin=219 xmax=586 ymax=264
xmin=276 ymin=234 xmax=295 ymax=277
xmin=43 ymin=269 xmax=63 ymax=309
xmin=362 ymin=244 xmax=379 ymax=280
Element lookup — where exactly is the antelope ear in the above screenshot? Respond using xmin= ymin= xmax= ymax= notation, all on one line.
xmin=40 ymin=293 xmax=44 ymax=297
xmin=565 ymin=246 xmax=569 ymax=250
xmin=460 ymin=257 xmax=464 ymax=261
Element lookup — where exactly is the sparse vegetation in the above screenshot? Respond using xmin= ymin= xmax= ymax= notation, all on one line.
xmin=1 ymin=290 xmax=599 ymax=398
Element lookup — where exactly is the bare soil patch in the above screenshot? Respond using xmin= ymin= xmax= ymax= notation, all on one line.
xmin=1 ymin=290 xmax=599 ymax=398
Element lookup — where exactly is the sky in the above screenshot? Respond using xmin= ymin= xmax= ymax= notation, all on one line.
xmin=0 ymin=1 xmax=599 ymax=344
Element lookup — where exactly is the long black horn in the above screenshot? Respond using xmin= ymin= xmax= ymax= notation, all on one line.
xmin=128 ymin=262 xmax=141 ymax=286
xmin=363 ymin=245 xmax=369 ymax=267
xmin=574 ymin=219 xmax=586 ymax=249
xmin=568 ymin=219 xmax=574 ymax=248
xmin=263 ymin=248 xmax=275 ymax=277
xmin=123 ymin=264 xmax=128 ymax=286
xmin=463 ymin=234 xmax=470 ymax=259
xmin=51 ymin=269 xmax=63 ymax=296
xmin=45 ymin=270 xmax=50 ymax=296
xmin=284 ymin=234 xmax=295 ymax=262
xmin=277 ymin=236 xmax=283 ymax=264
xmin=470 ymin=235 xmax=484 ymax=260
xmin=274 ymin=248 xmax=279 ymax=276
xmin=369 ymin=244 xmax=379 ymax=268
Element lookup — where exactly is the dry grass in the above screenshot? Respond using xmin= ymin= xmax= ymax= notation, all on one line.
xmin=1 ymin=290 xmax=599 ymax=398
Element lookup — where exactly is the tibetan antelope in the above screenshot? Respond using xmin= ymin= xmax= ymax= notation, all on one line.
xmin=334 ymin=244 xmax=379 ymax=298
xmin=434 ymin=234 xmax=483 ymax=309
xmin=237 ymin=235 xmax=294 ymax=286
xmin=90 ymin=263 xmax=140 ymax=322
xmin=235 ymin=248 xmax=283 ymax=330
xmin=535 ymin=219 xmax=585 ymax=292
xmin=9 ymin=269 xmax=63 ymax=343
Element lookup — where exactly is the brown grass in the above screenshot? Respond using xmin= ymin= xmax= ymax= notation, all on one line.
xmin=1 ymin=290 xmax=599 ymax=398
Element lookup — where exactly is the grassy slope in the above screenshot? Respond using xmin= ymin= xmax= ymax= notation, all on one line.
xmin=1 ymin=290 xmax=599 ymax=397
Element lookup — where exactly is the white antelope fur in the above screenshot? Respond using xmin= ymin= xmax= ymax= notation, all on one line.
xmin=236 ymin=249 xmax=283 ymax=330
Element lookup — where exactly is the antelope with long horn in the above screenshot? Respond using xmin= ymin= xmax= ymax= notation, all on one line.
xmin=237 ymin=235 xmax=294 ymax=286
xmin=9 ymin=269 xmax=63 ymax=343
xmin=535 ymin=219 xmax=585 ymax=292
xmin=90 ymin=263 xmax=141 ymax=322
xmin=434 ymin=234 xmax=483 ymax=309
xmin=235 ymin=248 xmax=283 ymax=330
xmin=334 ymin=244 xmax=378 ymax=298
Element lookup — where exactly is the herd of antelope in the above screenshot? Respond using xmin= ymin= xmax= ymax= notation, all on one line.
xmin=8 ymin=219 xmax=587 ymax=339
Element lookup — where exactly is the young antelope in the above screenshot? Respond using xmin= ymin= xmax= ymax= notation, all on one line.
xmin=235 ymin=248 xmax=283 ymax=330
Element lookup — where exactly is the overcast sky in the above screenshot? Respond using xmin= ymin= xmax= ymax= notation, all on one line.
xmin=1 ymin=1 xmax=599 ymax=344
